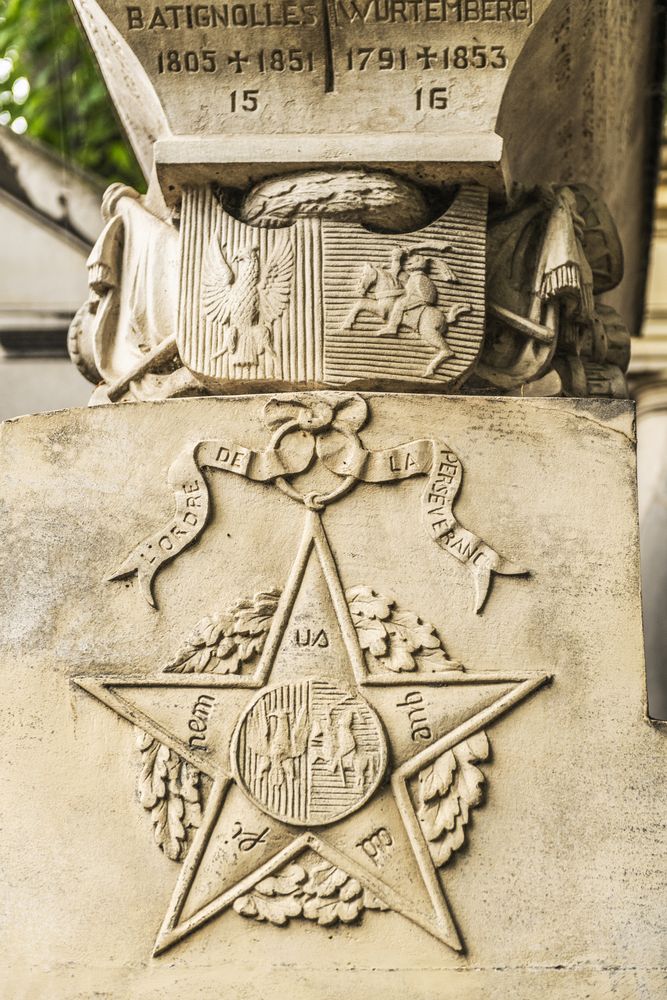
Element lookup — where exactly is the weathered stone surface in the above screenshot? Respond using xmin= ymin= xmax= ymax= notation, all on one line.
xmin=1 ymin=393 xmax=663 ymax=998
xmin=64 ymin=0 xmax=667 ymax=403
xmin=73 ymin=0 xmax=553 ymax=187
xmin=6 ymin=0 xmax=666 ymax=994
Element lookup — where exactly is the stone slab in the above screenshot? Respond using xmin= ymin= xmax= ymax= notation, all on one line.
xmin=0 ymin=394 xmax=664 ymax=999
xmin=76 ymin=0 xmax=553 ymax=157
xmin=154 ymin=133 xmax=507 ymax=196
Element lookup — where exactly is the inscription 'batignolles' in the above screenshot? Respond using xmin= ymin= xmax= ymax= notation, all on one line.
xmin=126 ymin=3 xmax=320 ymax=30
xmin=124 ymin=0 xmax=531 ymax=31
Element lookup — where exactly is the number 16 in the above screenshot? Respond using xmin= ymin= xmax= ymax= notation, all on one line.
xmin=415 ymin=86 xmax=448 ymax=110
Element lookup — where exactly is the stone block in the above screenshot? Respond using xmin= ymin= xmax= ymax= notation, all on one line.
xmin=1 ymin=393 xmax=663 ymax=998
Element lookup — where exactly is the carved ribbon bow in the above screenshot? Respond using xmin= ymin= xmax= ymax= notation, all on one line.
xmin=109 ymin=394 xmax=527 ymax=613
xmin=263 ymin=393 xmax=369 ymax=510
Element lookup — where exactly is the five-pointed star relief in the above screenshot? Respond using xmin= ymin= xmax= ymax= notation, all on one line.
xmin=76 ymin=512 xmax=550 ymax=955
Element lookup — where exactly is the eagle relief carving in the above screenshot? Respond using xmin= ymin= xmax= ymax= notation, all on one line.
xmin=201 ymin=236 xmax=294 ymax=369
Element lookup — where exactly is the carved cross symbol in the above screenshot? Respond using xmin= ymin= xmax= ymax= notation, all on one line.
xmin=416 ymin=46 xmax=438 ymax=70
xmin=227 ymin=50 xmax=250 ymax=74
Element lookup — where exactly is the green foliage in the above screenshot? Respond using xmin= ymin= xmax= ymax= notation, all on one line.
xmin=0 ymin=0 xmax=144 ymax=187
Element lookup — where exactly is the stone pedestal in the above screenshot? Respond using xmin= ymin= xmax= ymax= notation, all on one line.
xmin=2 ymin=1 xmax=666 ymax=996
xmin=1 ymin=395 xmax=664 ymax=998
xmin=71 ymin=0 xmax=662 ymax=327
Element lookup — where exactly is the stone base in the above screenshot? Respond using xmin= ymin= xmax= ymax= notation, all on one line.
xmin=0 ymin=394 xmax=664 ymax=999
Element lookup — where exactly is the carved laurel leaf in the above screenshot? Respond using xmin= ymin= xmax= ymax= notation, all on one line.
xmin=417 ymin=731 xmax=490 ymax=867
xmin=346 ymin=586 xmax=394 ymax=621
xmin=136 ymin=730 xmax=204 ymax=862
xmin=346 ymin=586 xmax=460 ymax=673
xmin=164 ymin=589 xmax=281 ymax=674
xmin=233 ymin=860 xmax=389 ymax=928
xmin=302 ymin=864 xmax=380 ymax=926
xmin=233 ymin=864 xmax=307 ymax=925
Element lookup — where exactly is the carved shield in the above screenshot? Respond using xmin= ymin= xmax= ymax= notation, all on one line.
xmin=177 ymin=186 xmax=487 ymax=390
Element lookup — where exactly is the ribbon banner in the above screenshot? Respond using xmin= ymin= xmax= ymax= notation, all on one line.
xmin=109 ymin=409 xmax=527 ymax=612
xmin=107 ymin=431 xmax=314 ymax=606
xmin=317 ymin=434 xmax=527 ymax=613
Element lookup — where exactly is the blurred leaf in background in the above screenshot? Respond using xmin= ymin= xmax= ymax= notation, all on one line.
xmin=0 ymin=0 xmax=144 ymax=187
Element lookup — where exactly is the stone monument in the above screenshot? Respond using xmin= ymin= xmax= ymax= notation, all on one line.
xmin=0 ymin=2 xmax=665 ymax=997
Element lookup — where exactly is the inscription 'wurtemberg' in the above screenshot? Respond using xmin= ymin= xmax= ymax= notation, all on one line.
xmin=335 ymin=0 xmax=533 ymax=24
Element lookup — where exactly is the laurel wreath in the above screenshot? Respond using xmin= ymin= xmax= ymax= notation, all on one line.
xmin=345 ymin=586 xmax=460 ymax=672
xmin=233 ymin=861 xmax=388 ymax=927
xmin=163 ymin=590 xmax=281 ymax=674
xmin=164 ymin=585 xmax=459 ymax=677
xmin=136 ymin=730 xmax=205 ymax=861
xmin=416 ymin=731 xmax=490 ymax=867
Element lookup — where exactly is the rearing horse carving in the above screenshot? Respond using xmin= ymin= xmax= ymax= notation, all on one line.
xmin=342 ymin=247 xmax=472 ymax=376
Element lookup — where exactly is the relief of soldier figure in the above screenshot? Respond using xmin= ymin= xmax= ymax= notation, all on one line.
xmin=69 ymin=170 xmax=630 ymax=402
xmin=343 ymin=245 xmax=472 ymax=377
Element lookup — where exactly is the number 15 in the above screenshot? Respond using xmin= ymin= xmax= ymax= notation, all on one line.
xmin=230 ymin=89 xmax=259 ymax=112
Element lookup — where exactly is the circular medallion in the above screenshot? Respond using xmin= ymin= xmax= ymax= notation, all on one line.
xmin=232 ymin=681 xmax=387 ymax=826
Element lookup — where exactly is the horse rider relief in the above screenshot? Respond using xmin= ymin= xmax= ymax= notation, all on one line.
xmin=343 ymin=246 xmax=472 ymax=376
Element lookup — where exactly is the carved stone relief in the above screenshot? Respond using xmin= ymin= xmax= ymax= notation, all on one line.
xmin=72 ymin=0 xmax=557 ymax=185
xmin=69 ymin=0 xmax=660 ymax=368
xmin=63 ymin=392 xmax=553 ymax=956
xmin=76 ymin=471 xmax=550 ymax=955
xmin=70 ymin=173 xmax=631 ymax=401
xmin=3 ymin=393 xmax=661 ymax=998
xmin=106 ymin=393 xmax=527 ymax=613
xmin=476 ymin=183 xmax=629 ymax=396
xmin=5 ymin=0 xmax=664 ymax=994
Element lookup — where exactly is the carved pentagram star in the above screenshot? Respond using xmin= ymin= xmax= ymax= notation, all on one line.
xmin=75 ymin=512 xmax=550 ymax=956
